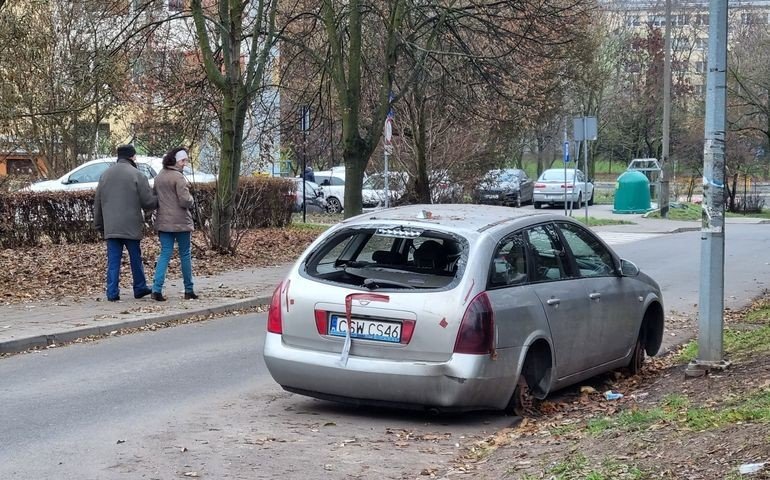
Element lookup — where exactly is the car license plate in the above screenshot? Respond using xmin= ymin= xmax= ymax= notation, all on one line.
xmin=328 ymin=315 xmax=401 ymax=343
xmin=483 ymin=194 xmax=499 ymax=199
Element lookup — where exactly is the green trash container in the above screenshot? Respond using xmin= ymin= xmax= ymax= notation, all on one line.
xmin=613 ymin=170 xmax=652 ymax=213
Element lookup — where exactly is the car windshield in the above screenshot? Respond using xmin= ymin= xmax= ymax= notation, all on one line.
xmin=484 ymin=170 xmax=520 ymax=183
xmin=363 ymin=176 xmax=385 ymax=190
xmin=304 ymin=226 xmax=467 ymax=291
xmin=540 ymin=170 xmax=576 ymax=181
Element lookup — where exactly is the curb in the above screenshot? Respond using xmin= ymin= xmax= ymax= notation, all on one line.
xmin=0 ymin=296 xmax=271 ymax=355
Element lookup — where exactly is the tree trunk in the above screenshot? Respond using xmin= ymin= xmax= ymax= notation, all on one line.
xmin=413 ymin=98 xmax=430 ymax=204
xmin=212 ymin=93 xmax=238 ymax=252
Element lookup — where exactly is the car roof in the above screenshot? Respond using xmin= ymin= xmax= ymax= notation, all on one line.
xmin=341 ymin=204 xmax=562 ymax=234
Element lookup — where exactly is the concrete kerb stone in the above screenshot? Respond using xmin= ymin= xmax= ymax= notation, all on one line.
xmin=0 ymin=296 xmax=271 ymax=355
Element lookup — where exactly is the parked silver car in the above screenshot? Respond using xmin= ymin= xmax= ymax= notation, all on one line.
xmin=533 ymin=168 xmax=594 ymax=209
xmin=263 ymin=204 xmax=664 ymax=414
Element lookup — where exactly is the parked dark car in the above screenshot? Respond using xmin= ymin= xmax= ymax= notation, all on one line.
xmin=474 ymin=168 xmax=534 ymax=207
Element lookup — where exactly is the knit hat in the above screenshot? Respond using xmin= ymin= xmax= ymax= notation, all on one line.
xmin=117 ymin=144 xmax=136 ymax=159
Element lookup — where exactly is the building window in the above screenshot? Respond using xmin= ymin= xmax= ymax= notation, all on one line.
xmin=168 ymin=0 xmax=184 ymax=11
xmin=694 ymin=13 xmax=709 ymax=26
xmin=695 ymin=37 xmax=708 ymax=50
xmin=671 ymin=14 xmax=689 ymax=26
xmin=695 ymin=61 xmax=707 ymax=74
xmin=6 ymin=159 xmax=35 ymax=176
xmin=625 ymin=15 xmax=641 ymax=27
xmin=741 ymin=12 xmax=766 ymax=25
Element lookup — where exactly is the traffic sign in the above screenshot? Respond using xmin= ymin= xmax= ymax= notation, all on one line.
xmin=563 ymin=141 xmax=570 ymax=163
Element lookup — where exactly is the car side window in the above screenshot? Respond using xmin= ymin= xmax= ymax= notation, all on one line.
xmin=330 ymin=176 xmax=345 ymax=186
xmin=137 ymin=164 xmax=155 ymax=180
xmin=557 ymin=222 xmax=616 ymax=277
xmin=525 ymin=224 xmax=573 ymax=282
xmin=69 ymin=163 xmax=110 ymax=183
xmin=488 ymin=232 xmax=528 ymax=288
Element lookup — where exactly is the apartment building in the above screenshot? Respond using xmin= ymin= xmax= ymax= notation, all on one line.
xmin=603 ymin=0 xmax=770 ymax=97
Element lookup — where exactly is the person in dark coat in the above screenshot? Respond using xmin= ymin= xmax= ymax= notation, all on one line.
xmin=150 ymin=147 xmax=197 ymax=301
xmin=94 ymin=144 xmax=158 ymax=301
xmin=302 ymin=166 xmax=315 ymax=183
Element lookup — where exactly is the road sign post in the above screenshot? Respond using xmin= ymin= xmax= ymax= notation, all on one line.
xmin=563 ymin=141 xmax=570 ymax=216
xmin=573 ymin=117 xmax=597 ymax=223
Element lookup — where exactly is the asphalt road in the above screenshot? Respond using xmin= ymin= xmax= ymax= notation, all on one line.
xmin=1 ymin=224 xmax=768 ymax=479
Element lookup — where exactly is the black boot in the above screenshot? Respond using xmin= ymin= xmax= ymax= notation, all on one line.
xmin=151 ymin=292 xmax=166 ymax=302
xmin=184 ymin=292 xmax=199 ymax=300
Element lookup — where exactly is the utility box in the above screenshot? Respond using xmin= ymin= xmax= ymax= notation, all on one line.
xmin=613 ymin=170 xmax=653 ymax=213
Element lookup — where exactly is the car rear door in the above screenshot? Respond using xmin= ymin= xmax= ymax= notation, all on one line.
xmin=485 ymin=231 xmax=547 ymax=350
xmin=525 ymin=223 xmax=600 ymax=378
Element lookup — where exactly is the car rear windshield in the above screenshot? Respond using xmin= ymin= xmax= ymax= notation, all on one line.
xmin=540 ymin=170 xmax=575 ymax=181
xmin=303 ymin=226 xmax=468 ymax=291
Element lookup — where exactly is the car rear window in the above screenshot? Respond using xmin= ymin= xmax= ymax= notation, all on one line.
xmin=304 ymin=226 xmax=468 ymax=291
xmin=540 ymin=170 xmax=575 ymax=181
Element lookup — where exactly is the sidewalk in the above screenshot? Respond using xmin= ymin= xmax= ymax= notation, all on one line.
xmin=1 ymin=206 xmax=766 ymax=354
xmin=0 ymin=265 xmax=291 ymax=354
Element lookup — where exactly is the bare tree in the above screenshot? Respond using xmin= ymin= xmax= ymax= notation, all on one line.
xmin=190 ymin=0 xmax=280 ymax=251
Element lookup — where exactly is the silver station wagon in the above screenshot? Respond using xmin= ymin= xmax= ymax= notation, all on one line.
xmin=263 ymin=204 xmax=664 ymax=414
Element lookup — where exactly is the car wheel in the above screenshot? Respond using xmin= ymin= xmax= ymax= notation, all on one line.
xmin=627 ymin=329 xmax=646 ymax=375
xmin=533 ymin=202 xmax=542 ymax=209
xmin=588 ymin=191 xmax=595 ymax=206
xmin=326 ymin=197 xmax=342 ymax=214
xmin=509 ymin=374 xmax=541 ymax=417
xmin=576 ymin=193 xmax=583 ymax=207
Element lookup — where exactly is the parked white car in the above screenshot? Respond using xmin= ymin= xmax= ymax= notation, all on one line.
xmin=533 ymin=168 xmax=594 ymax=209
xmin=361 ymin=172 xmax=408 ymax=208
xmin=313 ymin=166 xmax=346 ymax=213
xmin=27 ymin=156 xmax=216 ymax=193
xmin=141 ymin=156 xmax=217 ymax=184
xmin=27 ymin=157 xmax=157 ymax=192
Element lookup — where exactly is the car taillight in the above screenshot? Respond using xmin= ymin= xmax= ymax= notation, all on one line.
xmin=453 ymin=292 xmax=495 ymax=355
xmin=267 ymin=282 xmax=283 ymax=334
xmin=534 ymin=183 xmax=545 ymax=189
xmin=561 ymin=183 xmax=573 ymax=189
xmin=314 ymin=309 xmax=328 ymax=335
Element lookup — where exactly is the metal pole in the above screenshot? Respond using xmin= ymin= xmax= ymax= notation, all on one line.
xmin=384 ymin=150 xmax=390 ymax=208
xmin=583 ymin=118 xmax=589 ymax=223
xmin=686 ymin=0 xmax=730 ymax=377
xmin=564 ymin=126 xmax=568 ymax=216
xmin=660 ymin=0 xmax=673 ymax=217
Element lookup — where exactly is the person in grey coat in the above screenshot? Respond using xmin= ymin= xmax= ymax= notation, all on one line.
xmin=150 ymin=147 xmax=198 ymax=301
xmin=94 ymin=144 xmax=158 ymax=301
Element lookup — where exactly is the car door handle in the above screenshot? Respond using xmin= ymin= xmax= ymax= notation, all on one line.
xmin=589 ymin=293 xmax=601 ymax=300
xmin=546 ymin=298 xmax=560 ymax=306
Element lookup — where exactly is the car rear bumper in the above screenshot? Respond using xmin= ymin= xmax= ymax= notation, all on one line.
xmin=475 ymin=193 xmax=520 ymax=206
xmin=264 ymin=333 xmax=520 ymax=411
xmin=533 ymin=192 xmax=579 ymax=203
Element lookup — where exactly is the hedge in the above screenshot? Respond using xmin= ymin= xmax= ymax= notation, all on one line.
xmin=0 ymin=176 xmax=295 ymax=249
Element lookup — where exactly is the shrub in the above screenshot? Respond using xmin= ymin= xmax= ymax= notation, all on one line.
xmin=0 ymin=177 xmax=294 ymax=249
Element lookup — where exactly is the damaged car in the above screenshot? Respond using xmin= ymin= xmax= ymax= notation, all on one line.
xmin=263 ymin=204 xmax=664 ymax=414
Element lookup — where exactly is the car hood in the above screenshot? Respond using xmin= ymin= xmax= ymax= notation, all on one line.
xmin=478 ymin=180 xmax=520 ymax=191
xmin=28 ymin=180 xmax=64 ymax=192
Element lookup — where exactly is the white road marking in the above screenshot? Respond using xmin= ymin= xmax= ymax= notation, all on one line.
xmin=597 ymin=231 xmax=665 ymax=246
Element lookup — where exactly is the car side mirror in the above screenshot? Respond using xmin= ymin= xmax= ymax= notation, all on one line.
xmin=62 ymin=176 xmax=73 ymax=185
xmin=619 ymin=258 xmax=640 ymax=277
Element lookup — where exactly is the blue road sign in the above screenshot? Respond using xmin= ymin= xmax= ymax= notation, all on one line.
xmin=563 ymin=141 xmax=570 ymax=163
